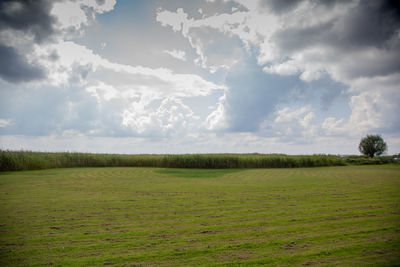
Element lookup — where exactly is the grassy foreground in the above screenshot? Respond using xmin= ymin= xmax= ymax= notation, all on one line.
xmin=1 ymin=165 xmax=399 ymax=266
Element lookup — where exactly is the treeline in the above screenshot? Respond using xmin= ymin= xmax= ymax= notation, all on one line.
xmin=0 ymin=150 xmax=396 ymax=172
xmin=342 ymin=156 xmax=394 ymax=165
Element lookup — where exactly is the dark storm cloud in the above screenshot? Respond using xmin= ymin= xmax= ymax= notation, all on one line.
xmin=261 ymin=0 xmax=348 ymax=13
xmin=0 ymin=0 xmax=57 ymax=83
xmin=338 ymin=0 xmax=400 ymax=49
xmin=0 ymin=0 xmax=56 ymax=43
xmin=274 ymin=0 xmax=400 ymax=52
xmin=0 ymin=45 xmax=45 ymax=83
xmin=274 ymin=21 xmax=334 ymax=53
xmin=270 ymin=0 xmax=400 ymax=79
xmin=261 ymin=0 xmax=303 ymax=13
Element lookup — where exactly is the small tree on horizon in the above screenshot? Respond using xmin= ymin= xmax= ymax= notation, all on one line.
xmin=359 ymin=134 xmax=387 ymax=158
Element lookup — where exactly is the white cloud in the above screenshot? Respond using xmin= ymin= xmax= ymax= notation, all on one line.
xmin=45 ymin=41 xmax=224 ymax=136
xmin=86 ymin=81 xmax=119 ymax=102
xmin=205 ymin=94 xmax=228 ymax=130
xmin=156 ymin=7 xmax=251 ymax=71
xmin=51 ymin=0 xmax=117 ymax=31
xmin=209 ymin=64 xmax=230 ymax=73
xmin=156 ymin=8 xmax=189 ymax=32
xmin=164 ymin=49 xmax=187 ymax=61
xmin=51 ymin=1 xmax=88 ymax=30
xmin=81 ymin=0 xmax=117 ymax=14
xmin=268 ymin=106 xmax=317 ymax=140
xmin=321 ymin=74 xmax=400 ymax=138
xmin=0 ymin=119 xmax=12 ymax=128
xmin=263 ymin=60 xmax=301 ymax=76
xmin=322 ymin=117 xmax=345 ymax=136
xmin=36 ymin=40 xmax=224 ymax=96
xmin=122 ymin=97 xmax=199 ymax=137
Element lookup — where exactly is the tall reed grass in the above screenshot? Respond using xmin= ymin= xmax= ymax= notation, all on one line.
xmin=0 ymin=150 xmax=349 ymax=171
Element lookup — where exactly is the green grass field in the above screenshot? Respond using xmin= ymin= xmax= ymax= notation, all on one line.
xmin=1 ymin=165 xmax=399 ymax=266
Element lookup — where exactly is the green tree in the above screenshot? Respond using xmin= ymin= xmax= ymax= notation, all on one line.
xmin=359 ymin=134 xmax=387 ymax=158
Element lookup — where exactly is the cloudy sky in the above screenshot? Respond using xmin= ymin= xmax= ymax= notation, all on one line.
xmin=0 ymin=0 xmax=399 ymax=155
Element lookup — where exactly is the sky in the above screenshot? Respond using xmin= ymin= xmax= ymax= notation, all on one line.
xmin=0 ymin=0 xmax=399 ymax=155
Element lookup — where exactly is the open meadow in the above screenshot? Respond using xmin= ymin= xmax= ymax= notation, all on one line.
xmin=0 ymin=165 xmax=399 ymax=266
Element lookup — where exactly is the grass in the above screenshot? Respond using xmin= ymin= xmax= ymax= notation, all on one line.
xmin=155 ymin=168 xmax=244 ymax=178
xmin=0 ymin=165 xmax=399 ymax=266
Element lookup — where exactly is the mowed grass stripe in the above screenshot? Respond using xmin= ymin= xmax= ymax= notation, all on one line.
xmin=1 ymin=165 xmax=399 ymax=266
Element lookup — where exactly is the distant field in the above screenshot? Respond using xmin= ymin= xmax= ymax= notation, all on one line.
xmin=0 ymin=165 xmax=399 ymax=266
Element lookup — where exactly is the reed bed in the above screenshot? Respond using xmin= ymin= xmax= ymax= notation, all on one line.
xmin=1 ymin=150 xmax=395 ymax=172
xmin=0 ymin=150 xmax=350 ymax=171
